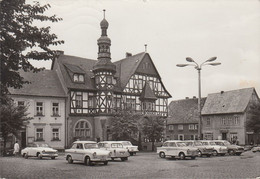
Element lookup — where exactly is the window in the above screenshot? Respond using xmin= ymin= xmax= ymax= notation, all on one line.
xmin=107 ymin=76 xmax=112 ymax=84
xmin=75 ymin=93 xmax=82 ymax=108
xmin=189 ymin=124 xmax=195 ymax=130
xmin=36 ymin=128 xmax=44 ymax=141
xmin=52 ymin=128 xmax=59 ymax=140
xmin=206 ymin=118 xmax=211 ymax=126
xmin=52 ymin=103 xmax=59 ymax=116
xmin=75 ymin=121 xmax=91 ymax=138
xmin=234 ymin=116 xmax=239 ymax=125
xmin=195 ymin=124 xmax=198 ymax=130
xmin=73 ymin=74 xmax=84 ymax=82
xmin=18 ymin=101 xmax=25 ymax=106
xmin=178 ymin=125 xmax=183 ymax=130
xmin=36 ymin=102 xmax=44 ymax=116
xmin=169 ymin=125 xmax=174 ymax=131
xmin=204 ymin=133 xmax=213 ymax=140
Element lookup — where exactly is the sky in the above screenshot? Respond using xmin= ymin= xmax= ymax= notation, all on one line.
xmin=29 ymin=0 xmax=260 ymax=100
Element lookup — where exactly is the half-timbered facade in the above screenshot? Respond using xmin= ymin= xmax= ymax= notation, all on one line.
xmin=51 ymin=11 xmax=171 ymax=146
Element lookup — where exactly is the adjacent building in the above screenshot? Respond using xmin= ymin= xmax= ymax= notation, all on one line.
xmin=9 ymin=70 xmax=66 ymax=149
xmin=201 ymin=88 xmax=260 ymax=145
xmin=166 ymin=97 xmax=206 ymax=140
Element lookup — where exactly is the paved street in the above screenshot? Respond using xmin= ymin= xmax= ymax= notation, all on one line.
xmin=0 ymin=151 xmax=260 ymax=179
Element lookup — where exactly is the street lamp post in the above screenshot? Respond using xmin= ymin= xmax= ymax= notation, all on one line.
xmin=176 ymin=57 xmax=221 ymax=140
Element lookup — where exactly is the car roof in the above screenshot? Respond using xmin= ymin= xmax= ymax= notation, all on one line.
xmin=73 ymin=141 xmax=97 ymax=144
xmin=98 ymin=141 xmax=123 ymax=144
xmin=164 ymin=140 xmax=185 ymax=142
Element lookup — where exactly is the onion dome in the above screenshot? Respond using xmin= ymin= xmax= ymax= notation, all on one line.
xmin=100 ymin=18 xmax=109 ymax=29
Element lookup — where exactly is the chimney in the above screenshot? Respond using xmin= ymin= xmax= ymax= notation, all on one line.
xmin=126 ymin=52 xmax=132 ymax=57
xmin=57 ymin=50 xmax=64 ymax=55
xmin=221 ymin=91 xmax=224 ymax=94
xmin=185 ymin=97 xmax=189 ymax=99
xmin=193 ymin=96 xmax=196 ymax=99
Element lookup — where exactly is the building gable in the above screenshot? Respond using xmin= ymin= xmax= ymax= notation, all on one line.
xmin=135 ymin=54 xmax=159 ymax=76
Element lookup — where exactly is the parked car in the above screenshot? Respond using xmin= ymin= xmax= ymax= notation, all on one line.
xmin=117 ymin=141 xmax=138 ymax=156
xmin=21 ymin=143 xmax=58 ymax=159
xmin=65 ymin=141 xmax=111 ymax=166
xmin=251 ymin=145 xmax=260 ymax=153
xmin=157 ymin=140 xmax=199 ymax=160
xmin=184 ymin=140 xmax=213 ymax=157
xmin=212 ymin=140 xmax=244 ymax=155
xmin=200 ymin=140 xmax=228 ymax=156
xmin=98 ymin=141 xmax=130 ymax=161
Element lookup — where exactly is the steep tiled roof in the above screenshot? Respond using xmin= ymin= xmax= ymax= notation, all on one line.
xmin=9 ymin=70 xmax=66 ymax=97
xmin=140 ymin=82 xmax=157 ymax=100
xmin=114 ymin=52 xmax=146 ymax=89
xmin=167 ymin=97 xmax=206 ymax=124
xmin=201 ymin=88 xmax=255 ymax=115
xmin=56 ymin=54 xmax=97 ymax=90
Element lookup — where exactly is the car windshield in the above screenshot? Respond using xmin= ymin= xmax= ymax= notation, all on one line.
xmin=209 ymin=142 xmax=216 ymax=145
xmin=121 ymin=141 xmax=132 ymax=146
xmin=84 ymin=143 xmax=98 ymax=149
xmin=111 ymin=143 xmax=123 ymax=148
xmin=215 ymin=142 xmax=224 ymax=146
xmin=185 ymin=142 xmax=193 ymax=146
xmin=194 ymin=142 xmax=203 ymax=146
xmin=224 ymin=141 xmax=231 ymax=145
xmin=176 ymin=142 xmax=187 ymax=147
xmin=202 ymin=142 xmax=208 ymax=145
xmin=38 ymin=144 xmax=50 ymax=148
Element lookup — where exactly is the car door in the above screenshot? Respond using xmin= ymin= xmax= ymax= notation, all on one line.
xmin=167 ymin=142 xmax=177 ymax=156
xmin=74 ymin=143 xmax=84 ymax=161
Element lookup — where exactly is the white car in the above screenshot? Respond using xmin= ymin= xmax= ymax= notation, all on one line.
xmin=117 ymin=141 xmax=139 ymax=156
xmin=157 ymin=140 xmax=199 ymax=160
xmin=252 ymin=146 xmax=260 ymax=153
xmin=65 ymin=141 xmax=111 ymax=166
xmin=21 ymin=143 xmax=58 ymax=159
xmin=98 ymin=141 xmax=130 ymax=161
xmin=200 ymin=140 xmax=228 ymax=156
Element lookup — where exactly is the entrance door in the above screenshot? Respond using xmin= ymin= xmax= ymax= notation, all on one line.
xmin=222 ymin=133 xmax=227 ymax=140
xmin=21 ymin=132 xmax=26 ymax=148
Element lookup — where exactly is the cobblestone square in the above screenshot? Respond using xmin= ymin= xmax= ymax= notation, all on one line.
xmin=0 ymin=151 xmax=260 ymax=179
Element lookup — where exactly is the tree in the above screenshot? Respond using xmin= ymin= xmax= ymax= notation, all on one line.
xmin=0 ymin=97 xmax=31 ymax=155
xmin=0 ymin=0 xmax=64 ymax=95
xmin=141 ymin=115 xmax=165 ymax=152
xmin=247 ymin=103 xmax=260 ymax=133
xmin=110 ymin=110 xmax=142 ymax=141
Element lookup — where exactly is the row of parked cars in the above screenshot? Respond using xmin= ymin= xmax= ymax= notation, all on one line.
xmin=157 ymin=140 xmax=245 ymax=160
xmin=21 ymin=141 xmax=139 ymax=166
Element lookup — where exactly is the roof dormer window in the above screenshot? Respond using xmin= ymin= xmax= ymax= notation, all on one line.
xmin=73 ymin=74 xmax=84 ymax=83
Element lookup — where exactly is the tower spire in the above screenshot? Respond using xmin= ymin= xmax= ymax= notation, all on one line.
xmin=103 ymin=9 xmax=106 ymax=19
xmin=145 ymin=44 xmax=147 ymax=53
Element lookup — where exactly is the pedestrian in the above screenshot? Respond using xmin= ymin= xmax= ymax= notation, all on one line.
xmin=13 ymin=141 xmax=20 ymax=157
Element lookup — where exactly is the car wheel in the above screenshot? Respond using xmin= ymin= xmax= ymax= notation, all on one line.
xmin=22 ymin=153 xmax=26 ymax=158
xmin=67 ymin=156 xmax=73 ymax=164
xmin=130 ymin=152 xmax=133 ymax=156
xmin=191 ymin=156 xmax=196 ymax=160
xmin=198 ymin=151 xmax=202 ymax=157
xmin=25 ymin=153 xmax=29 ymax=159
xmin=85 ymin=157 xmax=93 ymax=166
xmin=111 ymin=157 xmax=115 ymax=161
xmin=121 ymin=157 xmax=126 ymax=161
xmin=212 ymin=150 xmax=218 ymax=156
xmin=51 ymin=157 xmax=56 ymax=160
xmin=159 ymin=152 xmax=165 ymax=158
xmin=236 ymin=152 xmax=242 ymax=156
xmin=103 ymin=161 xmax=108 ymax=165
xmin=228 ymin=150 xmax=235 ymax=155
xmin=179 ymin=152 xmax=185 ymax=160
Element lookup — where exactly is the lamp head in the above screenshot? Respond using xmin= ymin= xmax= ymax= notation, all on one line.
xmin=186 ymin=57 xmax=194 ymax=62
xmin=206 ymin=57 xmax=217 ymax=62
xmin=176 ymin=64 xmax=189 ymax=67
xmin=208 ymin=62 xmax=221 ymax=66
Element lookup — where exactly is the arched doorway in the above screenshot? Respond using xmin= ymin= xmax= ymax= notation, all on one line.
xmin=73 ymin=120 xmax=92 ymax=141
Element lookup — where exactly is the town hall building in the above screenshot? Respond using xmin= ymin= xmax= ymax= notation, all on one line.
xmin=10 ymin=11 xmax=171 ymax=149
